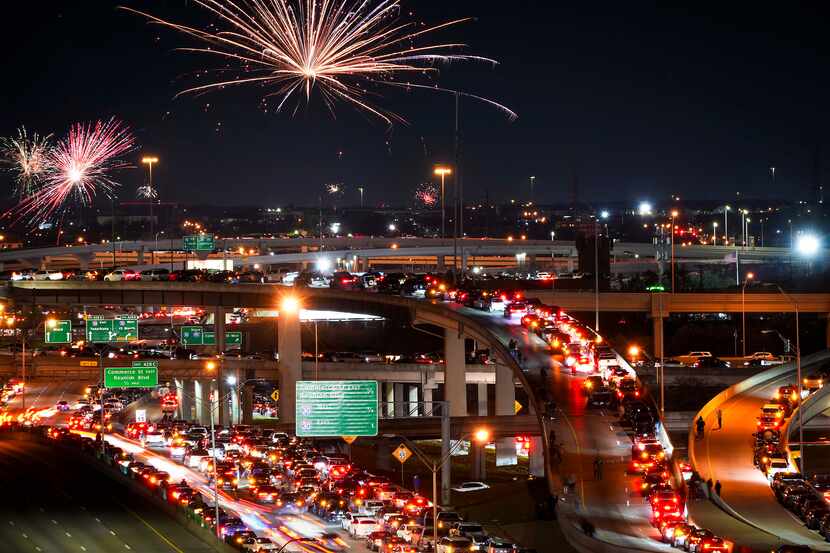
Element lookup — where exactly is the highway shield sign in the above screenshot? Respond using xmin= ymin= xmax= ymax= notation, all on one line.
xmin=295 ymin=380 xmax=378 ymax=437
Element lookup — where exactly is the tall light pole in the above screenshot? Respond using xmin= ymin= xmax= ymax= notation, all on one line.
xmin=670 ymin=210 xmax=678 ymax=293
xmin=142 ymin=156 xmax=159 ymax=239
xmin=434 ymin=166 xmax=452 ymax=240
xmin=357 ymin=186 xmax=364 ymax=208
xmin=741 ymin=272 xmax=754 ymax=357
xmin=529 ymin=175 xmax=536 ymax=202
xmin=724 ymin=205 xmax=730 ymax=245
xmin=594 ymin=219 xmax=600 ymax=332
xmin=712 ymin=221 xmax=719 ymax=245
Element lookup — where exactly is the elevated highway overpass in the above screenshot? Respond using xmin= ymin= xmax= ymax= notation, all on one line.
xmin=0 ymin=235 xmax=811 ymax=273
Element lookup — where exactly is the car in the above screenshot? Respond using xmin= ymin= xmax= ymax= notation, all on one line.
xmin=684 ymin=528 xmax=714 ymax=552
xmin=771 ymin=472 xmax=804 ymax=496
xmin=451 ymin=482 xmax=490 ymax=493
xmin=104 ymin=269 xmax=138 ymax=282
xmin=588 ymin=387 xmax=615 ymax=407
xmin=692 ymin=356 xmax=730 ymax=368
xmin=33 ymin=269 xmax=64 ymax=281
xmin=665 ymin=522 xmax=694 ymax=547
xmin=366 ymin=530 xmax=389 ymax=552
xmin=487 ymin=539 xmax=516 ymax=553
xmin=330 ymin=271 xmax=360 ymax=291
xmin=803 ymin=502 xmax=830 ymax=529
xmin=757 ymin=415 xmax=782 ymax=432
xmin=241 ymin=537 xmax=278 ymax=552
xmin=692 ymin=536 xmax=728 ymax=552
xmin=350 ymin=517 xmax=379 ymax=538
xmin=451 ymin=522 xmax=488 ymax=549
xmin=780 ymin=484 xmax=814 ymax=509
xmin=252 ymin=485 xmax=280 ymax=504
xmin=437 ymin=536 xmax=473 ymax=553
xmin=582 ymin=375 xmax=604 ymax=394
xmin=56 ymin=400 xmax=70 ymax=411
xmin=140 ymin=268 xmax=170 ymax=281
xmin=804 ymin=373 xmax=824 ymax=392
xmin=775 ymin=385 xmax=799 ymax=404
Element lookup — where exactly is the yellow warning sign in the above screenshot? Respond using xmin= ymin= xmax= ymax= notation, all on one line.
xmin=514 ymin=400 xmax=523 ymax=414
xmin=392 ymin=444 xmax=413 ymax=464
xmin=342 ymin=436 xmax=357 ymax=445
xmin=271 ymin=389 xmax=280 ymax=402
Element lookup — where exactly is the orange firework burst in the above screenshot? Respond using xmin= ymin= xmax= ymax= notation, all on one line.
xmin=122 ymin=0 xmax=516 ymax=125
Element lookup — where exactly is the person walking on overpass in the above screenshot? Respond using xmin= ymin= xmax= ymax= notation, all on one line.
xmin=717 ymin=408 xmax=723 ymax=430
xmin=696 ymin=416 xmax=705 ymax=438
xmin=714 ymin=480 xmax=722 ymax=497
xmin=593 ymin=455 xmax=603 ymax=481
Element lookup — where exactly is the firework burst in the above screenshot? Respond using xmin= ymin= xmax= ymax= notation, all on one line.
xmin=0 ymin=127 xmax=52 ymax=197
xmin=122 ymin=0 xmax=517 ymax=125
xmin=10 ymin=118 xmax=135 ymax=225
xmin=137 ymin=185 xmax=158 ymax=200
xmin=415 ymin=182 xmax=438 ymax=207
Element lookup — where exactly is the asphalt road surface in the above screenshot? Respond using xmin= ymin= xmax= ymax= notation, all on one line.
xmin=0 ymin=435 xmax=215 ymax=553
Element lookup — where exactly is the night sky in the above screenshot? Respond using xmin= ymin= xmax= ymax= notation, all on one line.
xmin=2 ymin=1 xmax=829 ymax=207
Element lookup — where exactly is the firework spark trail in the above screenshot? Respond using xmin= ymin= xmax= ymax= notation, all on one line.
xmin=0 ymin=127 xmax=52 ymax=197
xmin=137 ymin=185 xmax=158 ymax=199
xmin=415 ymin=182 xmax=438 ymax=207
xmin=10 ymin=118 xmax=135 ymax=225
xmin=122 ymin=0 xmax=517 ymax=125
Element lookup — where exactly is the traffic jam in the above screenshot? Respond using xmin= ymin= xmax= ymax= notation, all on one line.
xmin=36 ymin=383 xmax=538 ymax=553
xmin=751 ymin=374 xmax=830 ymax=541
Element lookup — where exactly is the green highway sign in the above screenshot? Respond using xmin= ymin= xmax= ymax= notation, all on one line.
xmin=45 ymin=320 xmax=72 ymax=344
xmin=86 ymin=315 xmax=139 ymax=343
xmin=104 ymin=366 xmax=158 ymax=389
xmin=296 ymin=380 xmax=378 ymax=437
xmin=183 ymin=234 xmax=215 ymax=252
xmin=181 ymin=326 xmax=241 ymax=346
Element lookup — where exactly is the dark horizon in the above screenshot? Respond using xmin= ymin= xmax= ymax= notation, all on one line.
xmin=2 ymin=1 xmax=830 ymax=208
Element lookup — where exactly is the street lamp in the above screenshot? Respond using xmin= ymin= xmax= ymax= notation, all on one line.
xmin=638 ymin=201 xmax=653 ymax=216
xmin=724 ymin=205 xmax=731 ymax=245
xmin=670 ymin=210 xmax=679 ymax=293
xmin=142 ymin=156 xmax=159 ymax=238
xmin=712 ymin=222 xmax=718 ymax=245
xmin=529 ymin=176 xmax=536 ymax=201
xmin=434 ymin=166 xmax=452 ymax=239
xmin=383 ymin=429 xmax=491 ymax=550
xmin=741 ymin=272 xmax=754 ymax=357
xmin=795 ymin=233 xmax=820 ymax=256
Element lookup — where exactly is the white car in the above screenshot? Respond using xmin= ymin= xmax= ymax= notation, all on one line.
xmin=397 ymin=523 xmax=423 ymax=543
xmin=33 ymin=270 xmax=63 ymax=281
xmin=451 ymin=481 xmax=490 ymax=493
xmin=104 ymin=269 xmax=136 ymax=281
xmin=341 ymin=512 xmax=360 ymax=532
xmin=241 ymin=537 xmax=278 ymax=552
xmin=350 ymin=517 xmax=379 ymax=538
xmin=142 ymin=431 xmax=166 ymax=447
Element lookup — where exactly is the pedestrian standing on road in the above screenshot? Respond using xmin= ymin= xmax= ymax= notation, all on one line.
xmin=593 ymin=455 xmax=603 ymax=481
xmin=714 ymin=480 xmax=722 ymax=497
xmin=696 ymin=416 xmax=705 ymax=438
xmin=706 ymin=478 xmax=714 ymax=498
xmin=717 ymin=409 xmax=723 ymax=430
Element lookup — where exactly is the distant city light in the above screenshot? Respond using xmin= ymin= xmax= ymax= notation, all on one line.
xmin=388 ymin=223 xmax=396 ymax=231
xmin=638 ymin=202 xmax=653 ymax=216
xmin=329 ymin=222 xmax=341 ymax=233
xmin=316 ymin=258 xmax=332 ymax=272
xmin=226 ymin=376 xmax=237 ymax=386
xmin=796 ymin=233 xmax=821 ymax=256
xmin=600 ymin=210 xmax=610 ymax=220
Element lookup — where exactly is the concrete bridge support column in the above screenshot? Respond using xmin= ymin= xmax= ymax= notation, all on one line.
xmin=422 ymin=386 xmax=434 ymax=415
xmin=495 ymin=363 xmax=517 ymax=466
xmin=407 ymin=385 xmax=419 ymax=417
xmin=214 ymin=307 xmax=226 ymax=355
xmin=394 ymin=383 xmax=406 ymax=417
xmin=177 ymin=379 xmax=195 ymax=421
xmin=437 ymin=256 xmax=446 ymax=272
xmin=529 ymin=437 xmax=545 ymax=477
xmin=652 ymin=316 xmax=664 ymax=360
xmin=444 ymin=326 xmax=467 ymax=417
xmin=470 ymin=440 xmax=486 ymax=481
xmin=241 ymin=382 xmax=254 ymax=425
xmin=277 ymin=304 xmax=302 ymax=425
xmin=193 ymin=380 xmax=206 ymax=424
xmin=477 ymin=382 xmax=488 ymax=416
xmin=214 ymin=378 xmax=230 ymax=428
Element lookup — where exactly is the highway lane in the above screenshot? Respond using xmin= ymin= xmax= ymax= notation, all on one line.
xmin=439 ymin=302 xmax=674 ymax=551
xmin=4 ymin=378 xmax=89 ymax=424
xmin=0 ymin=436 xmax=215 ymax=553
xmin=693 ymin=371 xmax=830 ymax=550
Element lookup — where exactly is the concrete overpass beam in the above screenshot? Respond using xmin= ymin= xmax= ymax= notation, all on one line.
xmin=277 ymin=305 xmax=302 ymax=425
xmin=444 ymin=325 xmax=467 ymax=417
xmin=529 ymin=437 xmax=545 ymax=477
xmin=495 ymin=363 xmax=517 ymax=466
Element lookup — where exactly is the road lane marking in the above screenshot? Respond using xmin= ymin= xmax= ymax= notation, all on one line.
xmin=118 ymin=503 xmax=184 ymax=553
xmin=22 ymin=533 xmax=28 ymax=539
xmin=65 ymin=532 xmax=72 ymax=538
xmin=81 ymin=546 xmax=87 ymax=551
